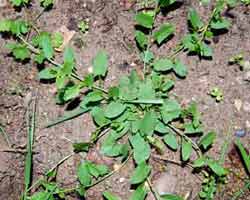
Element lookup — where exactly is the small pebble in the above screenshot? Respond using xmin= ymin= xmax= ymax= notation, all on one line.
xmin=235 ymin=129 xmax=246 ymax=138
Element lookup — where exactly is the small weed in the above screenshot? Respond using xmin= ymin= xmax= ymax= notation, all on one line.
xmin=78 ymin=20 xmax=89 ymax=34
xmin=209 ymin=87 xmax=224 ymax=102
xmin=229 ymin=53 xmax=250 ymax=71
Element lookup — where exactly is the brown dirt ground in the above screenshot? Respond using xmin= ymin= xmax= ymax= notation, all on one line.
xmin=1 ymin=0 xmax=250 ymax=200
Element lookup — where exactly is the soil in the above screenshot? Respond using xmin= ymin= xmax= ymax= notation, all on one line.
xmin=0 ymin=0 xmax=250 ymax=200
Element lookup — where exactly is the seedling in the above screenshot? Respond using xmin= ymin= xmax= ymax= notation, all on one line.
xmin=209 ymin=87 xmax=223 ymax=102
xmin=229 ymin=53 xmax=250 ymax=71
xmin=78 ymin=20 xmax=89 ymax=34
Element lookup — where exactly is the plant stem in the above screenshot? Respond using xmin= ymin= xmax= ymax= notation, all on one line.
xmin=0 ymin=125 xmax=12 ymax=147
xmin=147 ymin=178 xmax=161 ymax=200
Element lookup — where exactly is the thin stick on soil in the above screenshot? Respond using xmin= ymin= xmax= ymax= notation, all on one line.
xmin=147 ymin=178 xmax=161 ymax=200
xmin=0 ymin=125 xmax=12 ymax=147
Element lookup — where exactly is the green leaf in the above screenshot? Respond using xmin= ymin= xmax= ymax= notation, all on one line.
xmin=73 ymin=142 xmax=90 ymax=153
xmin=192 ymin=156 xmax=207 ymax=168
xmin=135 ymin=12 xmax=154 ymax=29
xmin=139 ymin=112 xmax=157 ymax=136
xmin=135 ymin=31 xmax=148 ymax=49
xmin=141 ymin=50 xmax=154 ymax=64
xmin=163 ymin=133 xmax=178 ymax=150
xmin=153 ymin=23 xmax=175 ymax=45
xmin=207 ymin=160 xmax=226 ymax=176
xmin=181 ymin=140 xmax=192 ymax=161
xmin=45 ymin=106 xmax=90 ymax=128
xmin=161 ymin=99 xmax=181 ymax=124
xmin=210 ymin=18 xmax=230 ymax=30
xmin=77 ymin=162 xmax=92 ymax=187
xmin=173 ymin=60 xmax=187 ymax=78
xmin=63 ymin=85 xmax=80 ymax=101
xmin=129 ymin=184 xmax=148 ymax=200
xmin=63 ymin=47 xmax=75 ymax=65
xmin=91 ymin=107 xmax=109 ymax=126
xmin=162 ymin=79 xmax=175 ymax=92
xmin=184 ymin=122 xmax=203 ymax=135
xmin=32 ymin=32 xmax=54 ymax=59
xmin=153 ymin=58 xmax=174 ymax=72
xmin=199 ymin=131 xmax=216 ymax=150
xmin=38 ymin=67 xmax=58 ymax=80
xmin=160 ymin=194 xmax=184 ymax=200
xmin=6 ymin=43 xmax=30 ymax=60
xmin=129 ymin=133 xmax=151 ymax=164
xmin=105 ymin=102 xmax=126 ymax=119
xmin=40 ymin=0 xmax=54 ymax=8
xmin=87 ymin=162 xmax=109 ymax=178
xmin=85 ymin=90 xmax=104 ymax=104
xmin=10 ymin=0 xmax=30 ymax=7
xmin=158 ymin=0 xmax=176 ymax=7
xmin=0 ymin=19 xmax=12 ymax=32
xmin=188 ymin=8 xmax=204 ymax=30
xmin=155 ymin=121 xmax=170 ymax=134
xmin=52 ymin=32 xmax=63 ymax=48
xmin=92 ymin=50 xmax=108 ymax=77
xmin=30 ymin=191 xmax=48 ymax=200
xmin=130 ymin=162 xmax=151 ymax=184
xmin=235 ymin=139 xmax=250 ymax=174
xmin=103 ymin=191 xmax=121 ymax=200
xmin=200 ymin=42 xmax=213 ymax=58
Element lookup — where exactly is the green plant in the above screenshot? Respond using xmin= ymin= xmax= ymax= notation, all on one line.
xmin=229 ymin=53 xmax=250 ymax=71
xmin=209 ymin=87 xmax=224 ymax=102
xmin=0 ymin=0 xmax=231 ymax=199
xmin=78 ymin=20 xmax=89 ymax=34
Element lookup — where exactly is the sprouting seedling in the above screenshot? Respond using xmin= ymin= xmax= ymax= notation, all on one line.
xmin=78 ymin=20 xmax=89 ymax=34
xmin=209 ymin=87 xmax=223 ymax=102
xmin=229 ymin=53 xmax=250 ymax=71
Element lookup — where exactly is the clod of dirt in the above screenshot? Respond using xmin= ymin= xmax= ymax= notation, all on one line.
xmin=234 ymin=99 xmax=242 ymax=111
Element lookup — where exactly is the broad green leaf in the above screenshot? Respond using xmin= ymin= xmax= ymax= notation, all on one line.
xmin=130 ymin=162 xmax=151 ymax=184
xmin=135 ymin=12 xmax=154 ymax=29
xmin=63 ymin=85 xmax=80 ymax=101
xmin=103 ymin=191 xmax=121 ymax=200
xmin=200 ymin=42 xmax=212 ymax=58
xmin=129 ymin=184 xmax=148 ymax=200
xmin=192 ymin=156 xmax=207 ymax=168
xmin=6 ymin=42 xmax=30 ymax=60
xmin=52 ymin=32 xmax=63 ymax=48
xmin=210 ymin=18 xmax=230 ymax=30
xmin=207 ymin=160 xmax=226 ymax=176
xmin=147 ymin=136 xmax=165 ymax=154
xmin=138 ymin=79 xmax=156 ymax=100
xmin=161 ymin=99 xmax=181 ymax=124
xmin=105 ymin=102 xmax=126 ymax=119
xmin=0 ymin=19 xmax=12 ymax=32
xmin=161 ymin=194 xmax=184 ymax=200
xmin=85 ymin=90 xmax=104 ymax=104
xmin=153 ymin=23 xmax=175 ymax=45
xmin=34 ymin=52 xmax=46 ymax=64
xmin=199 ymin=132 xmax=216 ymax=150
xmin=87 ymin=162 xmax=109 ymax=178
xmin=181 ymin=140 xmax=192 ymax=161
xmin=188 ymin=8 xmax=204 ymax=30
xmin=235 ymin=139 xmax=250 ymax=173
xmin=135 ymin=30 xmax=148 ymax=49
xmin=153 ymin=58 xmax=174 ymax=72
xmin=163 ymin=133 xmax=178 ymax=150
xmin=173 ymin=60 xmax=187 ymax=78
xmin=155 ymin=121 xmax=170 ymax=134
xmin=77 ymin=162 xmax=92 ymax=187
xmin=30 ymin=191 xmax=48 ymax=200
xmin=161 ymin=80 xmax=174 ymax=92
xmin=38 ymin=67 xmax=58 ymax=80
xmin=91 ymin=107 xmax=109 ymax=126
xmin=92 ymin=50 xmax=108 ymax=77
xmin=129 ymin=134 xmax=151 ymax=164
xmin=158 ymin=0 xmax=176 ymax=7
xmin=10 ymin=0 xmax=29 ymax=6
xmin=139 ymin=112 xmax=157 ymax=136
xmin=141 ymin=50 xmax=154 ymax=64
xmin=184 ymin=122 xmax=203 ymax=135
